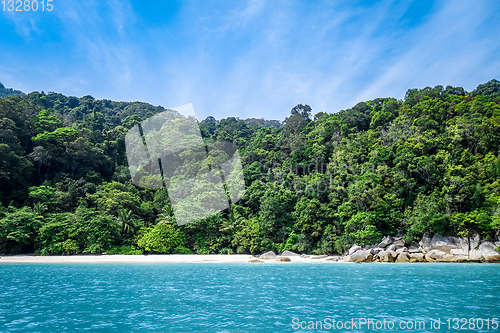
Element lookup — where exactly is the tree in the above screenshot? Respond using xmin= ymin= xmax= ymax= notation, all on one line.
xmin=115 ymin=209 xmax=135 ymax=239
xmin=137 ymin=223 xmax=186 ymax=253
xmin=0 ymin=207 xmax=43 ymax=254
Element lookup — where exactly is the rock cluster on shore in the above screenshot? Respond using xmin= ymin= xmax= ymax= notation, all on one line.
xmin=253 ymin=235 xmax=500 ymax=263
xmin=345 ymin=234 xmax=500 ymax=263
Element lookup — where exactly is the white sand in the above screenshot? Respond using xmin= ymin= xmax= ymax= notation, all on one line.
xmin=0 ymin=254 xmax=342 ymax=264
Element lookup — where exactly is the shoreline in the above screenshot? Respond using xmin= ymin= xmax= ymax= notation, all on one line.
xmin=1 ymin=253 xmax=499 ymax=264
xmin=0 ymin=254 xmax=343 ymax=264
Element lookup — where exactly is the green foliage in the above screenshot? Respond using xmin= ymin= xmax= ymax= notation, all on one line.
xmin=0 ymin=207 xmax=44 ymax=253
xmin=32 ymin=127 xmax=78 ymax=143
xmin=36 ymin=207 xmax=119 ymax=255
xmin=2 ymin=80 xmax=500 ymax=255
xmin=107 ymin=245 xmax=143 ymax=255
xmin=137 ymin=223 xmax=186 ymax=253
xmin=219 ymin=247 xmax=234 ymax=254
xmin=403 ymin=195 xmax=449 ymax=242
xmin=173 ymin=246 xmax=193 ymax=254
xmin=28 ymin=185 xmax=56 ymax=207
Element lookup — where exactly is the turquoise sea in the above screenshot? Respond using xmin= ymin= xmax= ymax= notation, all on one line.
xmin=0 ymin=263 xmax=499 ymax=332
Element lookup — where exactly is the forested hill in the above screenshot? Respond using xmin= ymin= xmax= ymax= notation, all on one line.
xmin=0 ymin=83 xmax=24 ymax=98
xmin=1 ymin=80 xmax=500 ymax=255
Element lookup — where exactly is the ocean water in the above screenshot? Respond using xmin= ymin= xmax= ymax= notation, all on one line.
xmin=0 ymin=263 xmax=499 ymax=332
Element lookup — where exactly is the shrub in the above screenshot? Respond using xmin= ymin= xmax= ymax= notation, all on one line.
xmin=137 ymin=223 xmax=186 ymax=253
xmin=219 ymin=247 xmax=234 ymax=254
xmin=107 ymin=245 xmax=143 ymax=255
xmin=173 ymin=246 xmax=193 ymax=254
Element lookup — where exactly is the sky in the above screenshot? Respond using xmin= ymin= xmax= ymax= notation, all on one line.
xmin=1 ymin=0 xmax=500 ymax=121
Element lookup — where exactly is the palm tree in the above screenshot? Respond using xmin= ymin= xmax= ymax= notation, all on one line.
xmin=220 ymin=209 xmax=244 ymax=232
xmin=116 ymin=209 xmax=135 ymax=238
xmin=157 ymin=205 xmax=176 ymax=225
xmin=32 ymin=202 xmax=47 ymax=216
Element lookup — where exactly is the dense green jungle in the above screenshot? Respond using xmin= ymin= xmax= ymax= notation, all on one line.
xmin=1 ymin=80 xmax=500 ymax=255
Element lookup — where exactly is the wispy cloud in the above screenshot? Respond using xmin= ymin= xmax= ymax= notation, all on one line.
xmin=1 ymin=0 xmax=499 ymax=120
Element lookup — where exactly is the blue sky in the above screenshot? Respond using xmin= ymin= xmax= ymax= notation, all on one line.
xmin=1 ymin=0 xmax=500 ymax=121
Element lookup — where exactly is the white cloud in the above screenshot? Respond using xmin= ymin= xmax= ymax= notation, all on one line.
xmin=1 ymin=0 xmax=499 ymax=121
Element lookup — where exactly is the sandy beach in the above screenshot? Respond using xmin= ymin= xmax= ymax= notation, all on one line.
xmin=0 ymin=254 xmax=341 ymax=264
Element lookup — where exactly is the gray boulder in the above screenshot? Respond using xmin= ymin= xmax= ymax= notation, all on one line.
xmin=348 ymin=244 xmax=362 ymax=255
xmin=479 ymin=242 xmax=500 ymax=261
xmin=409 ymin=253 xmax=425 ymax=262
xmin=393 ymin=239 xmax=405 ymax=248
xmin=425 ymin=250 xmax=447 ymax=262
xmin=276 ymin=256 xmax=291 ymax=262
xmin=419 ymin=234 xmax=432 ymax=253
xmin=395 ymin=252 xmax=410 ymax=263
xmin=471 ymin=234 xmax=481 ymax=250
xmin=469 ymin=249 xmax=484 ymax=261
xmin=387 ymin=244 xmax=397 ymax=252
xmin=408 ymin=246 xmax=422 ymax=253
xmin=377 ymin=250 xmax=395 ymax=262
xmin=259 ymin=251 xmax=277 ymax=259
xmin=450 ymin=248 xmax=468 ymax=256
xmin=420 ymin=234 xmax=465 ymax=254
xmin=455 ymin=237 xmax=470 ymax=252
xmin=281 ymin=250 xmax=300 ymax=257
xmin=396 ymin=247 xmax=408 ymax=254
xmin=378 ymin=236 xmax=394 ymax=248
xmin=348 ymin=250 xmax=373 ymax=262
xmin=430 ymin=235 xmax=459 ymax=253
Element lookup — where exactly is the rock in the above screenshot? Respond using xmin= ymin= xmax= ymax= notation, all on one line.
xmin=388 ymin=250 xmax=398 ymax=259
xmin=348 ymin=244 xmax=362 ymax=255
xmin=300 ymin=254 xmax=310 ymax=258
xmin=259 ymin=251 xmax=277 ymax=259
xmin=281 ymin=250 xmax=300 ymax=257
xmin=387 ymin=244 xmax=397 ymax=252
xmin=450 ymin=249 xmax=468 ymax=256
xmin=431 ymin=235 xmax=460 ymax=253
xmin=419 ymin=234 xmax=432 ymax=252
xmin=310 ymin=255 xmax=328 ymax=259
xmin=409 ymin=253 xmax=425 ymax=262
xmin=469 ymin=249 xmax=484 ymax=261
xmin=479 ymin=242 xmax=500 ymax=261
xmin=325 ymin=256 xmax=339 ymax=261
xmin=471 ymin=234 xmax=481 ymax=250
xmin=377 ymin=250 xmax=394 ymax=262
xmin=249 ymin=259 xmax=264 ymax=263
xmin=276 ymin=256 xmax=291 ymax=262
xmin=378 ymin=236 xmax=394 ymax=248
xmin=455 ymin=237 xmax=470 ymax=252
xmin=393 ymin=239 xmax=405 ymax=248
xmin=441 ymin=254 xmax=462 ymax=262
xmin=425 ymin=250 xmax=447 ymax=262
xmin=395 ymin=252 xmax=410 ymax=262
xmin=396 ymin=247 xmax=408 ymax=254
xmin=348 ymin=250 xmax=373 ymax=262
xmin=420 ymin=234 xmax=467 ymax=254
xmin=408 ymin=246 xmax=422 ymax=253
xmin=368 ymin=248 xmax=381 ymax=255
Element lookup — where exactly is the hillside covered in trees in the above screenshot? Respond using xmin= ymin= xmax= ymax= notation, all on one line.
xmin=1 ymin=80 xmax=500 ymax=255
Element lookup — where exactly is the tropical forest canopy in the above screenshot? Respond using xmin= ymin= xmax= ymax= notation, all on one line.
xmin=1 ymin=79 xmax=500 ymax=255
